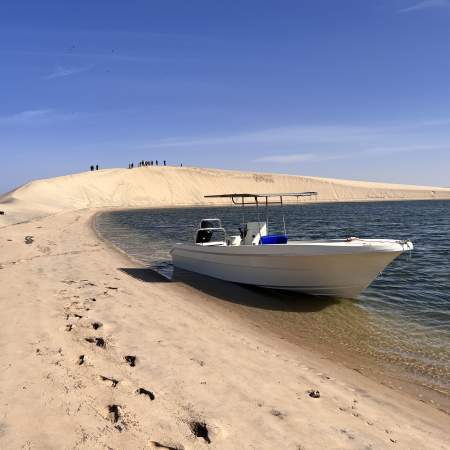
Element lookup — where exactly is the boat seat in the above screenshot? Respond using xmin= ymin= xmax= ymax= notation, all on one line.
xmin=196 ymin=229 xmax=213 ymax=243
xmin=260 ymin=234 xmax=288 ymax=245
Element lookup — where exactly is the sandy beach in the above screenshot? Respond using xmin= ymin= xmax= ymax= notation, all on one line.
xmin=1 ymin=167 xmax=450 ymax=449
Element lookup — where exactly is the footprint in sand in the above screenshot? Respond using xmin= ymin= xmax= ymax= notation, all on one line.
xmin=307 ymin=389 xmax=320 ymax=398
xmin=105 ymin=286 xmax=118 ymax=291
xmin=100 ymin=375 xmax=119 ymax=388
xmin=270 ymin=409 xmax=285 ymax=419
xmin=190 ymin=358 xmax=205 ymax=367
xmin=108 ymin=404 xmax=120 ymax=422
xmin=67 ymin=313 xmax=83 ymax=320
xmin=340 ymin=428 xmax=355 ymax=440
xmin=91 ymin=321 xmax=103 ymax=330
xmin=137 ymin=387 xmax=155 ymax=400
xmin=85 ymin=337 xmax=106 ymax=348
xmin=148 ymin=442 xmax=184 ymax=450
xmin=189 ymin=421 xmax=211 ymax=444
xmin=107 ymin=404 xmax=126 ymax=432
xmin=124 ymin=355 xmax=137 ymax=367
xmin=77 ymin=281 xmax=96 ymax=289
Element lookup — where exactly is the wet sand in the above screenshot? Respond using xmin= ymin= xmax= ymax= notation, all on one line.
xmin=1 ymin=208 xmax=449 ymax=449
xmin=172 ymin=268 xmax=450 ymax=413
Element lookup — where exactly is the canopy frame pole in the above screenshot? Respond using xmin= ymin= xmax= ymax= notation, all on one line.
xmin=256 ymin=196 xmax=262 ymax=243
xmin=280 ymin=195 xmax=287 ymax=235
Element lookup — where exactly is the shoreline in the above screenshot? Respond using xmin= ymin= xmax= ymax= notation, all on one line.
xmin=3 ymin=197 xmax=450 ymax=229
xmin=2 ymin=207 xmax=448 ymax=448
xmin=87 ymin=203 xmax=450 ymax=423
xmin=94 ymin=208 xmax=450 ymax=416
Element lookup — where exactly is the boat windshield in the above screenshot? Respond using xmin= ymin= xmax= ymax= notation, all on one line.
xmin=200 ymin=218 xmax=222 ymax=229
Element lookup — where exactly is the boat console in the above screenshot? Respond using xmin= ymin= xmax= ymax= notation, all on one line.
xmin=238 ymin=222 xmax=267 ymax=245
xmin=195 ymin=219 xmax=287 ymax=246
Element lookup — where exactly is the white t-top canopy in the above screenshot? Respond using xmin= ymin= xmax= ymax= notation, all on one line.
xmin=204 ymin=192 xmax=318 ymax=205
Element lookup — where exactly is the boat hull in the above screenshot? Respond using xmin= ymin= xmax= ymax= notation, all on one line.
xmin=170 ymin=240 xmax=412 ymax=298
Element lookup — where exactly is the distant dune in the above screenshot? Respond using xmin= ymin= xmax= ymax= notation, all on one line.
xmin=1 ymin=166 xmax=450 ymax=225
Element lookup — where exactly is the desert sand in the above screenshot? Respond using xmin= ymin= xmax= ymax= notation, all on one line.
xmin=1 ymin=167 xmax=449 ymax=449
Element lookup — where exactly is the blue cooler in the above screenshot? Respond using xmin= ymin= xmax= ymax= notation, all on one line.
xmin=260 ymin=234 xmax=288 ymax=245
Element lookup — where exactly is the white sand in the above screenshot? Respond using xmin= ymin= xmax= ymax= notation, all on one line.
xmin=0 ymin=167 xmax=449 ymax=449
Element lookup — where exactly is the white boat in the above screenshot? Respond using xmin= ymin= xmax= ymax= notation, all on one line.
xmin=170 ymin=193 xmax=413 ymax=298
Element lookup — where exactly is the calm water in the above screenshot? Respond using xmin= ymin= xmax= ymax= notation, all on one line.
xmin=96 ymin=201 xmax=450 ymax=397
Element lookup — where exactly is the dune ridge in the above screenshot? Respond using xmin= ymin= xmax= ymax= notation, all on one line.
xmin=1 ymin=166 xmax=450 ymax=225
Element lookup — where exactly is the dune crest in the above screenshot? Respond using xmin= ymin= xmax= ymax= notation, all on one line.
xmin=1 ymin=166 xmax=449 ymax=225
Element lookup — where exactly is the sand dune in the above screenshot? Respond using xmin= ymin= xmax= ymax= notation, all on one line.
xmin=1 ymin=166 xmax=450 ymax=225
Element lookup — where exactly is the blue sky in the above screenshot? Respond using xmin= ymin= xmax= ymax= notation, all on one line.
xmin=1 ymin=0 xmax=450 ymax=194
